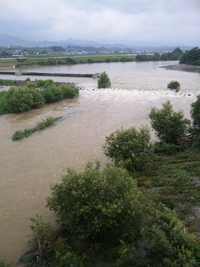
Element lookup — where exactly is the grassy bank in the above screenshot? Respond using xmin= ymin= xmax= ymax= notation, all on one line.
xmin=12 ymin=116 xmax=60 ymax=140
xmin=136 ymin=146 xmax=200 ymax=229
xmin=0 ymin=55 xmax=136 ymax=68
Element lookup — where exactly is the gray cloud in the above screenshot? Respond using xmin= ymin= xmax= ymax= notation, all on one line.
xmin=0 ymin=0 xmax=199 ymax=46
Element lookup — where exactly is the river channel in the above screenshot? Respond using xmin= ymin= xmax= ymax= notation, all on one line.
xmin=0 ymin=61 xmax=200 ymax=264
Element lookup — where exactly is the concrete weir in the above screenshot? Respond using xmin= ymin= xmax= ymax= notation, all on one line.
xmin=0 ymin=71 xmax=99 ymax=78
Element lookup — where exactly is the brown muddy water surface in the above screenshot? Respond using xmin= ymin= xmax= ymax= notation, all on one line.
xmin=0 ymin=61 xmax=200 ymax=264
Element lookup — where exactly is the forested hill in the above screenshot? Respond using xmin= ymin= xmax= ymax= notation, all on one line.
xmin=180 ymin=47 xmax=200 ymax=65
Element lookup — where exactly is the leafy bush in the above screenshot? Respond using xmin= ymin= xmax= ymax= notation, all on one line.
xmin=4 ymin=86 xmax=45 ymax=113
xmin=167 ymin=80 xmax=180 ymax=92
xmin=47 ymin=162 xmax=143 ymax=242
xmin=190 ymin=95 xmax=200 ymax=134
xmin=42 ymin=85 xmax=63 ymax=103
xmin=25 ymin=81 xmax=37 ymax=89
xmin=59 ymin=84 xmax=79 ymax=98
xmin=0 ymin=91 xmax=7 ymax=115
xmin=4 ymin=87 xmax=34 ymax=113
xmin=103 ymin=126 xmax=151 ymax=170
xmin=28 ymin=88 xmax=45 ymax=108
xmin=98 ymin=72 xmax=111 ymax=88
xmin=149 ymin=100 xmax=190 ymax=144
xmin=118 ymin=203 xmax=200 ymax=267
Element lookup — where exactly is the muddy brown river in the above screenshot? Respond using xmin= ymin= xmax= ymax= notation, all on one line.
xmin=0 ymin=61 xmax=199 ymax=264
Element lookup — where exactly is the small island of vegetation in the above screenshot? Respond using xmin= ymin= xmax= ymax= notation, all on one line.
xmin=12 ymin=116 xmax=61 ymax=141
xmin=0 ymin=79 xmax=79 ymax=115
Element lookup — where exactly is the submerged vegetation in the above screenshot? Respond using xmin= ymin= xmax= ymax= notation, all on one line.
xmin=167 ymin=80 xmax=180 ymax=91
xmin=12 ymin=117 xmax=60 ymax=141
xmin=0 ymin=80 xmax=79 ymax=115
xmin=19 ymin=97 xmax=200 ymax=266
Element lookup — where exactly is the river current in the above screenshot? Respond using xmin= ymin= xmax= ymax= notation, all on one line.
xmin=0 ymin=61 xmax=200 ymax=263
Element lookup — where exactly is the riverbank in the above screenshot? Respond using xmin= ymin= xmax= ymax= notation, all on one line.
xmin=162 ymin=64 xmax=200 ymax=73
xmin=0 ymin=60 xmax=199 ymax=264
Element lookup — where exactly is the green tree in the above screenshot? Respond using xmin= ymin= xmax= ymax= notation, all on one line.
xmin=103 ymin=126 xmax=151 ymax=170
xmin=149 ymin=100 xmax=190 ymax=144
xmin=98 ymin=72 xmax=111 ymax=88
xmin=47 ymin=162 xmax=143 ymax=241
xmin=180 ymin=47 xmax=200 ymax=65
xmin=190 ymin=95 xmax=200 ymax=134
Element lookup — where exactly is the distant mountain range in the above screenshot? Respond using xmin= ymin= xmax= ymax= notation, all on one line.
xmin=0 ymin=34 xmax=193 ymax=51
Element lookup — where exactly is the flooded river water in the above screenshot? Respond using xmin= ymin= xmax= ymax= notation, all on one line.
xmin=0 ymin=61 xmax=200 ymax=264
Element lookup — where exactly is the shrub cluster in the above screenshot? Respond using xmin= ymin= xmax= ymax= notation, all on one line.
xmin=0 ymin=80 xmax=79 ymax=114
xmin=167 ymin=80 xmax=180 ymax=91
xmin=98 ymin=72 xmax=111 ymax=88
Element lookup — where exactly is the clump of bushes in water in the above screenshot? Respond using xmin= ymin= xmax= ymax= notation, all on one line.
xmin=98 ymin=71 xmax=111 ymax=88
xmin=12 ymin=116 xmax=60 ymax=141
xmin=167 ymin=80 xmax=180 ymax=92
xmin=0 ymin=80 xmax=79 ymax=114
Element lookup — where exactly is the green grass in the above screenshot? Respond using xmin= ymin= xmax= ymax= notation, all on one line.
xmin=12 ymin=116 xmax=61 ymax=141
xmin=134 ymin=147 xmax=200 ymax=226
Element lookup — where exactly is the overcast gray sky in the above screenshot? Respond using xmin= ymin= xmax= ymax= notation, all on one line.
xmin=1 ymin=0 xmax=199 ymax=46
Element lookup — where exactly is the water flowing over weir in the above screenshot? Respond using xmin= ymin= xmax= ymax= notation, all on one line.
xmin=0 ymin=61 xmax=200 ymax=264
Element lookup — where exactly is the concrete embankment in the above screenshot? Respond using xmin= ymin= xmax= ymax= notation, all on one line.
xmin=0 ymin=71 xmax=99 ymax=78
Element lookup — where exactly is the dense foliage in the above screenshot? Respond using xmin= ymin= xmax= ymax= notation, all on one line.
xmin=149 ymin=100 xmax=190 ymax=144
xmin=191 ymin=95 xmax=200 ymax=134
xmin=4 ymin=86 xmax=44 ymax=113
xmin=103 ymin=126 xmax=151 ymax=170
xmin=160 ymin=47 xmax=183 ymax=61
xmin=179 ymin=47 xmax=200 ymax=65
xmin=167 ymin=80 xmax=180 ymax=91
xmin=97 ymin=72 xmax=111 ymax=88
xmin=0 ymin=80 xmax=79 ymax=114
xmin=20 ymin=162 xmax=200 ymax=266
xmin=136 ymin=48 xmax=183 ymax=62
